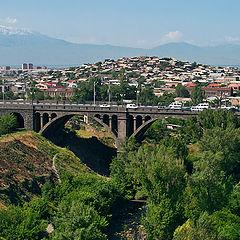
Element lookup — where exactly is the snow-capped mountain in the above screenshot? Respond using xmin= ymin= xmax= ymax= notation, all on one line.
xmin=0 ymin=25 xmax=33 ymax=36
xmin=0 ymin=25 xmax=240 ymax=66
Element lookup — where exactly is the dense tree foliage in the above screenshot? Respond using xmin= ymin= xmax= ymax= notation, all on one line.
xmin=0 ymin=201 xmax=48 ymax=240
xmin=0 ymin=113 xmax=17 ymax=135
xmin=71 ymin=77 xmax=138 ymax=103
xmin=157 ymin=92 xmax=176 ymax=106
xmin=110 ymin=109 xmax=240 ymax=239
xmin=0 ymin=171 xmax=123 ymax=239
xmin=138 ymin=87 xmax=156 ymax=105
xmin=71 ymin=77 xmax=163 ymax=105
xmin=191 ymin=85 xmax=204 ymax=105
xmin=0 ymin=90 xmax=17 ymax=100
xmin=175 ymin=84 xmax=190 ymax=98
xmin=52 ymin=201 xmax=107 ymax=240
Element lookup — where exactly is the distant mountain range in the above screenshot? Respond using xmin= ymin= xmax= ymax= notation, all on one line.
xmin=1 ymin=25 xmax=240 ymax=67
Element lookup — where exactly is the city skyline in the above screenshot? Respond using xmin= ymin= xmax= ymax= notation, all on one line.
xmin=0 ymin=0 xmax=240 ymax=48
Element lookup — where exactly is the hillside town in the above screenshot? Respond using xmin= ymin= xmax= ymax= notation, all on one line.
xmin=1 ymin=56 xmax=240 ymax=106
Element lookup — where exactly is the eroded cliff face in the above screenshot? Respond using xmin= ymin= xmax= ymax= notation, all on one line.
xmin=0 ymin=131 xmax=90 ymax=206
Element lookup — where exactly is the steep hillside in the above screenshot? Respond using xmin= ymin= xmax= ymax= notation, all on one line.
xmin=0 ymin=131 xmax=91 ymax=205
xmin=47 ymin=121 xmax=117 ymax=176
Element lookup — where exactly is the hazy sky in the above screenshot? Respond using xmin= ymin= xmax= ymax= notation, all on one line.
xmin=1 ymin=0 xmax=240 ymax=48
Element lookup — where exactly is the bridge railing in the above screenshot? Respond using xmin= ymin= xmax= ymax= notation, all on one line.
xmin=0 ymin=100 xmax=239 ymax=114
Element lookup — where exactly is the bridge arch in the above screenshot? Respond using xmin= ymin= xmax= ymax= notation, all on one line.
xmin=103 ymin=114 xmax=110 ymax=126
xmin=111 ymin=115 xmax=118 ymax=136
xmin=12 ymin=112 xmax=24 ymax=128
xmin=127 ymin=115 xmax=134 ymax=137
xmin=131 ymin=115 xmax=187 ymax=141
xmin=131 ymin=117 xmax=158 ymax=140
xmin=39 ymin=114 xmax=119 ymax=148
xmin=42 ymin=113 xmax=49 ymax=127
xmin=144 ymin=115 xmax=151 ymax=122
xmin=136 ymin=115 xmax=143 ymax=129
xmin=95 ymin=114 xmax=101 ymax=119
xmin=34 ymin=112 xmax=41 ymax=132
xmin=51 ymin=113 xmax=57 ymax=120
xmin=93 ymin=117 xmax=118 ymax=148
xmin=39 ymin=114 xmax=73 ymax=136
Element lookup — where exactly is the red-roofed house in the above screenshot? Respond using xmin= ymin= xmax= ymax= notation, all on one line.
xmin=167 ymin=82 xmax=180 ymax=88
xmin=41 ymin=87 xmax=74 ymax=99
xmin=183 ymin=83 xmax=196 ymax=87
xmin=183 ymin=83 xmax=196 ymax=95
xmin=228 ymin=83 xmax=240 ymax=93
xmin=202 ymin=87 xmax=232 ymax=98
xmin=208 ymin=83 xmax=221 ymax=88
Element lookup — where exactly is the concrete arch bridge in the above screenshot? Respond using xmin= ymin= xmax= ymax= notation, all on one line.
xmin=0 ymin=101 xmax=206 ymax=150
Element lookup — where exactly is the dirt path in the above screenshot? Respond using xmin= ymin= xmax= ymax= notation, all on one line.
xmin=52 ymin=154 xmax=61 ymax=183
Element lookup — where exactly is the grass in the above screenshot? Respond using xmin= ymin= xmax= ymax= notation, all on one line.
xmin=75 ymin=123 xmax=115 ymax=148
xmin=0 ymin=130 xmax=94 ymax=206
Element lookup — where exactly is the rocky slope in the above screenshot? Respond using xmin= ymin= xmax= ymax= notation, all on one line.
xmin=0 ymin=131 xmax=90 ymax=206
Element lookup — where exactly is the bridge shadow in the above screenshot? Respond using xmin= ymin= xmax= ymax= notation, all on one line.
xmin=47 ymin=129 xmax=117 ymax=176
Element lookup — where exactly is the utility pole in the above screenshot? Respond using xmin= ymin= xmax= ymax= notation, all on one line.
xmin=136 ymin=90 xmax=140 ymax=106
xmin=136 ymin=83 xmax=140 ymax=106
xmin=31 ymin=88 xmax=34 ymax=108
xmin=120 ymin=93 xmax=123 ymax=106
xmin=108 ymin=82 xmax=111 ymax=105
xmin=3 ymin=79 xmax=5 ymax=104
xmin=93 ymin=81 xmax=96 ymax=105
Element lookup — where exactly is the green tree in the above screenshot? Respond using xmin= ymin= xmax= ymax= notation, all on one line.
xmin=110 ymin=137 xmax=139 ymax=198
xmin=173 ymin=211 xmax=240 ymax=240
xmin=0 ymin=113 xmax=17 ymax=135
xmin=184 ymin=127 xmax=240 ymax=219
xmin=119 ymin=80 xmax=136 ymax=100
xmin=158 ymin=92 xmax=176 ymax=106
xmin=139 ymin=87 xmax=156 ymax=104
xmin=127 ymin=143 xmax=187 ymax=239
xmin=52 ymin=201 xmax=107 ymax=240
xmin=198 ymin=109 xmax=240 ymax=130
xmin=173 ymin=212 xmax=220 ymax=240
xmin=227 ymin=183 xmax=240 ymax=216
xmin=191 ymin=86 xmax=204 ymax=105
xmin=0 ymin=205 xmax=47 ymax=240
xmin=4 ymin=91 xmax=16 ymax=100
xmin=175 ymin=84 xmax=190 ymax=98
xmin=143 ymin=196 xmax=181 ymax=240
xmin=144 ymin=119 xmax=169 ymax=143
xmin=34 ymin=91 xmax=45 ymax=101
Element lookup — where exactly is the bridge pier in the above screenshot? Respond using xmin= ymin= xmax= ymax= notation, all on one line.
xmin=133 ymin=117 xmax=137 ymax=132
xmin=84 ymin=115 xmax=88 ymax=123
xmin=24 ymin=111 xmax=34 ymax=130
xmin=117 ymin=115 xmax=128 ymax=146
xmin=40 ymin=114 xmax=44 ymax=129
xmin=109 ymin=116 xmax=112 ymax=131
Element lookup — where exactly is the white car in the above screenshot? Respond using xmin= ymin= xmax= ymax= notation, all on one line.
xmin=220 ymin=106 xmax=238 ymax=111
xmin=191 ymin=103 xmax=209 ymax=111
xmin=99 ymin=103 xmax=110 ymax=108
xmin=167 ymin=102 xmax=182 ymax=110
xmin=126 ymin=103 xmax=138 ymax=109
